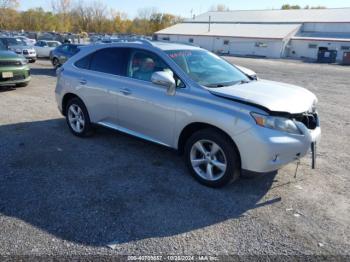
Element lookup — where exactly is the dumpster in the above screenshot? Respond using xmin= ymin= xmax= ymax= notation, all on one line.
xmin=317 ymin=49 xmax=337 ymax=63
xmin=343 ymin=52 xmax=350 ymax=65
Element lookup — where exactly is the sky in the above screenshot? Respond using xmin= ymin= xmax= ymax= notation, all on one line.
xmin=19 ymin=0 xmax=350 ymax=18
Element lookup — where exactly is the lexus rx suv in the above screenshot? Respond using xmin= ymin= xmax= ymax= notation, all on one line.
xmin=55 ymin=40 xmax=321 ymax=187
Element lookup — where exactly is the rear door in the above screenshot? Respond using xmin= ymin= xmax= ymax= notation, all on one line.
xmin=72 ymin=47 xmax=129 ymax=124
xmin=57 ymin=44 xmax=69 ymax=63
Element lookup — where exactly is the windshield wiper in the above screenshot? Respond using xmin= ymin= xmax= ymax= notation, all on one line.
xmin=206 ymin=81 xmax=237 ymax=88
xmin=205 ymin=79 xmax=251 ymax=88
xmin=238 ymin=80 xmax=251 ymax=85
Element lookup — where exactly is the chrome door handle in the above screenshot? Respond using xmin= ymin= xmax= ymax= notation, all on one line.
xmin=120 ymin=88 xmax=132 ymax=95
xmin=79 ymin=79 xmax=87 ymax=85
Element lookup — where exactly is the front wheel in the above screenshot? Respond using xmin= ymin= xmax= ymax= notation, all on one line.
xmin=52 ymin=58 xmax=60 ymax=68
xmin=65 ymin=98 xmax=94 ymax=137
xmin=185 ymin=128 xmax=240 ymax=188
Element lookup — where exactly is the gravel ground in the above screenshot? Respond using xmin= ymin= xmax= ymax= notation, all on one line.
xmin=0 ymin=58 xmax=349 ymax=258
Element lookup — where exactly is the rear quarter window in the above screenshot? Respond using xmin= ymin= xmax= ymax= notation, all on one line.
xmin=75 ymin=54 xmax=91 ymax=69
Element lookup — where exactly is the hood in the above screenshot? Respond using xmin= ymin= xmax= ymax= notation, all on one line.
xmin=0 ymin=50 xmax=22 ymax=60
xmin=209 ymin=79 xmax=317 ymax=114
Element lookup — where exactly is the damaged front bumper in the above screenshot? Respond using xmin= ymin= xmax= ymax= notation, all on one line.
xmin=234 ymin=113 xmax=321 ymax=173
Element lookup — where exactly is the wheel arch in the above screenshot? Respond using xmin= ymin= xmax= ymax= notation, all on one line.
xmin=62 ymin=93 xmax=80 ymax=116
xmin=177 ymin=122 xmax=241 ymax=165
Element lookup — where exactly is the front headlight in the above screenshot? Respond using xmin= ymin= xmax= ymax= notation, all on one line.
xmin=20 ymin=59 xmax=28 ymax=65
xmin=251 ymin=112 xmax=302 ymax=135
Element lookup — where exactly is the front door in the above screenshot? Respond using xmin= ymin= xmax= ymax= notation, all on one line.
xmin=117 ymin=49 xmax=177 ymax=146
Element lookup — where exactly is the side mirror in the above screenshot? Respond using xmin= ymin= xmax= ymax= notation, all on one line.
xmin=235 ymin=65 xmax=258 ymax=80
xmin=151 ymin=71 xmax=176 ymax=96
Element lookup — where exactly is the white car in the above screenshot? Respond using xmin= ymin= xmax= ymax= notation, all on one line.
xmin=34 ymin=40 xmax=61 ymax=58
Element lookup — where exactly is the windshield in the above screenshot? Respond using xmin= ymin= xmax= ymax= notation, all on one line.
xmin=6 ymin=38 xmax=26 ymax=46
xmin=166 ymin=50 xmax=249 ymax=87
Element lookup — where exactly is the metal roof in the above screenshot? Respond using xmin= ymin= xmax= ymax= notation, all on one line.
xmin=156 ymin=23 xmax=301 ymax=39
xmin=295 ymin=31 xmax=350 ymax=39
xmin=292 ymin=32 xmax=350 ymax=42
xmin=189 ymin=8 xmax=350 ymax=23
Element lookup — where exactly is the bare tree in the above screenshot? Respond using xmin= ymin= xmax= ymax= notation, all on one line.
xmin=0 ymin=0 xmax=19 ymax=29
xmin=0 ymin=0 xmax=18 ymax=9
xmin=90 ymin=0 xmax=107 ymax=32
xmin=51 ymin=0 xmax=72 ymax=31
xmin=138 ymin=7 xmax=158 ymax=20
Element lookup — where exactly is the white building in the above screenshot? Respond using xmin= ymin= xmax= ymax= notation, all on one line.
xmin=155 ymin=8 xmax=350 ymax=61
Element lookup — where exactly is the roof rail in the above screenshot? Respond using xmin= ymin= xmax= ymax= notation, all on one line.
xmin=96 ymin=36 xmax=154 ymax=47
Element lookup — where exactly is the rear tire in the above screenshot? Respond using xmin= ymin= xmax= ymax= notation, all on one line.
xmin=185 ymin=128 xmax=240 ymax=188
xmin=65 ymin=97 xmax=94 ymax=137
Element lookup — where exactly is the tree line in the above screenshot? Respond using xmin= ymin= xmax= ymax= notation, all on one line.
xmin=0 ymin=1 xmax=328 ymax=34
xmin=0 ymin=0 xmax=182 ymax=35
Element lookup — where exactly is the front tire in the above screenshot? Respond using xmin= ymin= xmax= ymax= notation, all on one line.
xmin=65 ymin=98 xmax=94 ymax=137
xmin=52 ymin=58 xmax=60 ymax=68
xmin=185 ymin=128 xmax=240 ymax=188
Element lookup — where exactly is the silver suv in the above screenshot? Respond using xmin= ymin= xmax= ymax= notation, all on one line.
xmin=55 ymin=40 xmax=321 ymax=187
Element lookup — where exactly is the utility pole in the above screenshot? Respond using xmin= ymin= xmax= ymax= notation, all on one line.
xmin=208 ymin=16 xmax=211 ymax=32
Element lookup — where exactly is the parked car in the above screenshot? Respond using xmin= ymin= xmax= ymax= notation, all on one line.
xmin=16 ymin=36 xmax=36 ymax=46
xmin=55 ymin=41 xmax=321 ymax=187
xmin=0 ymin=44 xmax=31 ymax=87
xmin=34 ymin=40 xmax=61 ymax=58
xmin=0 ymin=37 xmax=37 ymax=63
xmin=50 ymin=44 xmax=83 ymax=68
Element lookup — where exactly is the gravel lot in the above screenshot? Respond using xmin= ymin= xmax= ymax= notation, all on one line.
xmin=0 ymin=58 xmax=349 ymax=257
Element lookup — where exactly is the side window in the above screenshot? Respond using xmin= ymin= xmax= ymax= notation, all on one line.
xmin=75 ymin=54 xmax=91 ymax=69
xmin=60 ymin=45 xmax=69 ymax=52
xmin=89 ymin=48 xmax=129 ymax=75
xmin=128 ymin=50 xmax=170 ymax=82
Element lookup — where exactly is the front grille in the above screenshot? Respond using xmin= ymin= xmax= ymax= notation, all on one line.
xmin=0 ymin=60 xmax=22 ymax=66
xmin=294 ymin=112 xmax=319 ymax=130
xmin=23 ymin=50 xmax=29 ymax=55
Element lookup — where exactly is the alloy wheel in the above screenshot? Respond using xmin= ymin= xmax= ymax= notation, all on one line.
xmin=190 ymin=139 xmax=227 ymax=181
xmin=68 ymin=104 xmax=85 ymax=133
